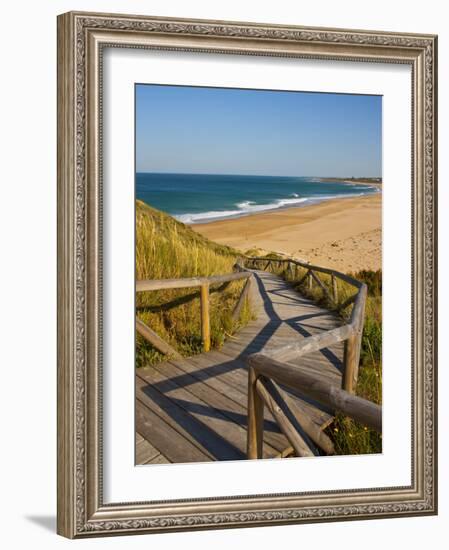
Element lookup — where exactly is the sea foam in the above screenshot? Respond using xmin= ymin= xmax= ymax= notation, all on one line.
xmin=176 ymin=196 xmax=308 ymax=224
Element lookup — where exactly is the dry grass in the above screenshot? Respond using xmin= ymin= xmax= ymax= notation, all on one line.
xmin=136 ymin=201 xmax=253 ymax=366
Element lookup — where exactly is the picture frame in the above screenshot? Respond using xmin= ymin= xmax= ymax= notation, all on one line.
xmin=57 ymin=11 xmax=438 ymax=538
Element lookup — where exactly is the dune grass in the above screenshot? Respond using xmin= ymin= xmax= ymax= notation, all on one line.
xmin=251 ymin=254 xmax=382 ymax=456
xmin=135 ymin=201 xmax=253 ymax=367
xmin=329 ymin=271 xmax=382 ymax=456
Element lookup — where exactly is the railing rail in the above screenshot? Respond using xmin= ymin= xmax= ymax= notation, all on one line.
xmin=247 ymin=352 xmax=381 ymax=459
xmin=136 ymin=267 xmax=254 ymax=354
xmin=136 ymin=270 xmax=252 ymax=292
xmin=242 ymin=255 xmax=367 ymax=394
xmin=242 ymin=254 xmax=374 ymax=459
xmin=243 ymin=255 xmax=364 ymax=289
xmin=135 ymin=254 xmax=374 ymax=460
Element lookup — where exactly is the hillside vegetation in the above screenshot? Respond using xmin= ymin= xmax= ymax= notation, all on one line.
xmin=136 ymin=201 xmax=252 ymax=367
xmin=328 ymin=269 xmax=382 ymax=455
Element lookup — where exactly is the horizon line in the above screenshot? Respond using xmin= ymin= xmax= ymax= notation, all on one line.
xmin=136 ymin=171 xmax=382 ymax=179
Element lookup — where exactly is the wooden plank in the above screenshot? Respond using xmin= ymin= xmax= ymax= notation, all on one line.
xmin=137 ymin=271 xmax=251 ymax=292
xmin=146 ymin=359 xmax=282 ymax=453
xmin=136 ymin=436 xmax=160 ymax=464
xmin=157 ymin=357 xmax=288 ymax=452
xmin=134 ymin=261 xmax=361 ymax=464
xmin=217 ymin=343 xmax=342 ymax=396
xmin=267 ymin=380 xmax=335 ymax=455
xmin=200 ymin=283 xmax=211 ymax=352
xmin=232 ymin=326 xmax=338 ymax=344
xmin=260 ymin=324 xmax=353 ymax=363
xmin=136 ymin=317 xmax=181 ymax=359
xmin=137 ymin=368 xmax=270 ymax=459
xmin=169 ymin=349 xmax=333 ymax=440
xmin=248 ymin=354 xmax=382 ymax=431
xmin=256 ymin=378 xmax=314 ymax=458
xmin=196 ymin=349 xmax=334 ymax=429
xmin=236 ymin=338 xmax=342 ymax=364
xmin=276 ymin=446 xmax=295 ymax=458
xmin=226 ymin=331 xmax=317 ymax=347
xmin=170 ymin=353 xmax=250 ymax=401
xmin=287 ymin=354 xmax=342 ymax=383
xmin=146 ymin=453 xmax=170 ymax=465
xmin=136 ymin=375 xmax=246 ymax=461
xmin=137 ymin=376 xmax=245 ymax=460
xmin=135 ymin=400 xmax=211 ymax=463
xmin=219 ymin=336 xmax=343 ymax=385
xmin=221 ymin=340 xmax=274 ymax=356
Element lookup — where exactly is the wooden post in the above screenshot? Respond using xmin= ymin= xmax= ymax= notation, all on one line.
xmin=247 ymin=367 xmax=264 ymax=459
xmin=343 ymin=286 xmax=367 ymax=392
xmin=351 ymin=295 xmax=366 ymax=390
xmin=232 ymin=276 xmax=252 ymax=321
xmin=310 ymin=270 xmax=332 ymax=302
xmin=200 ymin=283 xmax=210 ymax=352
xmin=308 ymin=271 xmax=313 ymax=290
xmin=248 ymin=353 xmax=382 ymax=431
xmin=268 ymin=379 xmax=335 ymax=455
xmin=342 ymin=334 xmax=357 ymax=393
xmin=332 ymin=274 xmax=338 ymax=302
xmin=256 ymin=378 xmax=314 ymax=457
xmin=288 ymin=262 xmax=294 ymax=280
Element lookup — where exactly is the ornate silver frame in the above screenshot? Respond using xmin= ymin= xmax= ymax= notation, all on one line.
xmin=57 ymin=11 xmax=438 ymax=538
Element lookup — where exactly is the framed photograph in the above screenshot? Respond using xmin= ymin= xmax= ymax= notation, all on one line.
xmin=57 ymin=11 xmax=437 ymax=538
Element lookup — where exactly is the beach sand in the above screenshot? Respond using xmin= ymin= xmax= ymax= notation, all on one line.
xmin=192 ymin=193 xmax=382 ymax=273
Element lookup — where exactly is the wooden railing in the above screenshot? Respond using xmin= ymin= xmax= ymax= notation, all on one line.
xmin=247 ymin=353 xmax=382 ymax=458
xmin=136 ymin=269 xmax=254 ymax=355
xmin=242 ymin=255 xmax=378 ymax=459
xmin=243 ymin=256 xmax=367 ymax=394
xmin=136 ymin=254 xmax=377 ymax=459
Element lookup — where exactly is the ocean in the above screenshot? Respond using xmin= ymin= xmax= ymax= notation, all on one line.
xmin=136 ymin=173 xmax=379 ymax=224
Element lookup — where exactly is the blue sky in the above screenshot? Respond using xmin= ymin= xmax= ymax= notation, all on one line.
xmin=136 ymin=84 xmax=382 ymax=177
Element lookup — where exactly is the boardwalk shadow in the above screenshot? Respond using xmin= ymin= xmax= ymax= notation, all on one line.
xmin=148 ymin=271 xmax=343 ymax=393
xmin=247 ymin=273 xmax=343 ymax=372
xmin=140 ymin=383 xmax=246 ymax=460
xmin=157 ymin=396 xmax=281 ymax=434
xmin=138 ymin=269 xmax=345 ymax=460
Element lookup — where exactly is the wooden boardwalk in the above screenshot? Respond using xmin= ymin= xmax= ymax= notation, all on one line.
xmin=136 ymin=269 xmax=345 ymax=464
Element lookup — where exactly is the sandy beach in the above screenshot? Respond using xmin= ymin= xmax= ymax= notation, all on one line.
xmin=192 ymin=193 xmax=382 ymax=273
